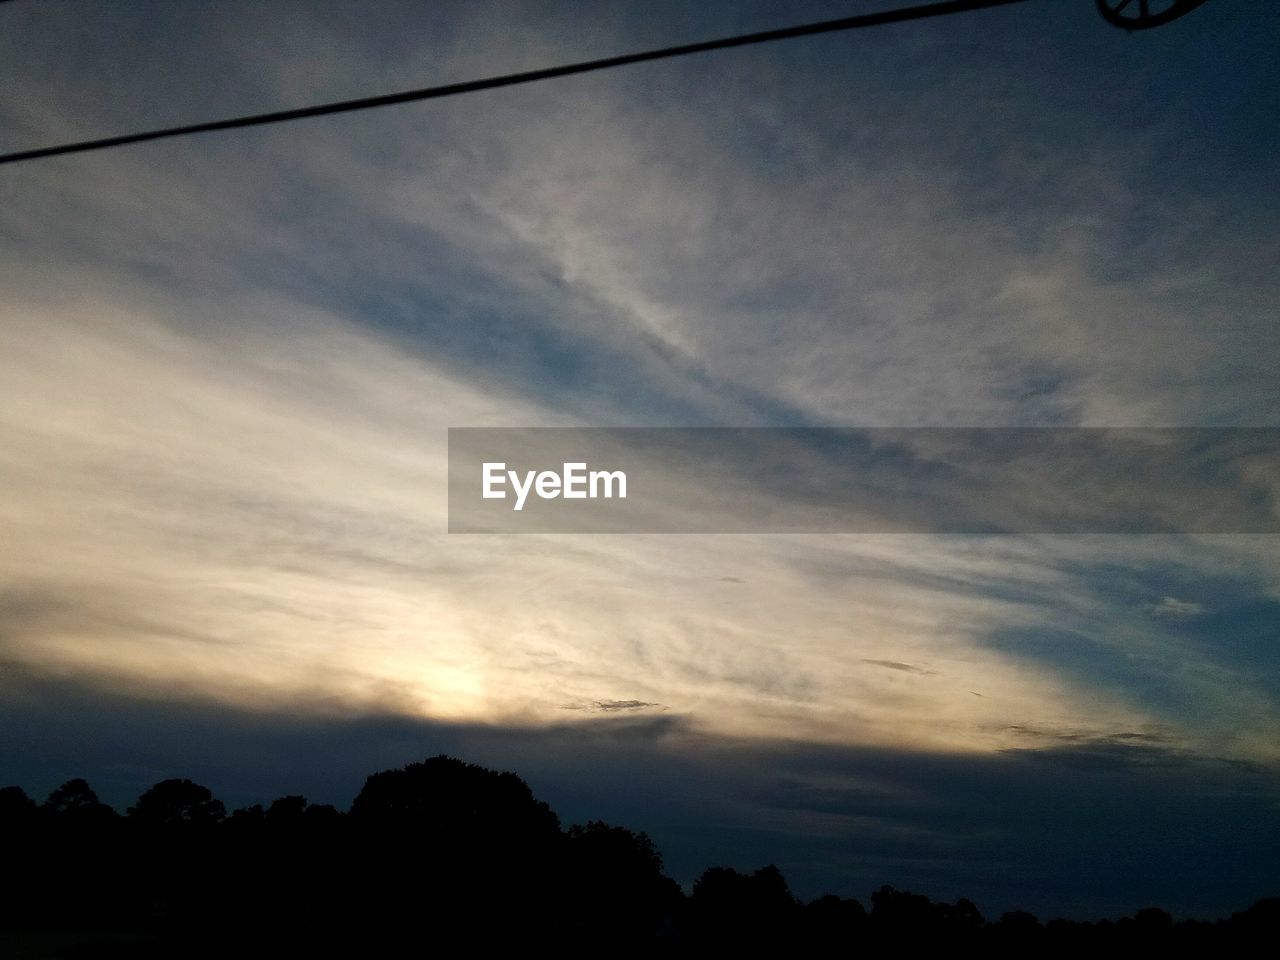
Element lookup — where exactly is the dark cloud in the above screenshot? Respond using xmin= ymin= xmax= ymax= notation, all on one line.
xmin=1003 ymin=724 xmax=1175 ymax=746
xmin=862 ymin=659 xmax=932 ymax=675
xmin=591 ymin=699 xmax=663 ymax=712
xmin=999 ymin=726 xmax=1212 ymax=772
xmin=559 ymin=699 xmax=666 ymax=714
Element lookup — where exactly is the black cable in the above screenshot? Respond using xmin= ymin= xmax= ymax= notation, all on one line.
xmin=0 ymin=0 xmax=1031 ymax=166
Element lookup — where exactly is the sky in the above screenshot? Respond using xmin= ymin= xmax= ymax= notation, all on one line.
xmin=2 ymin=0 xmax=1279 ymax=920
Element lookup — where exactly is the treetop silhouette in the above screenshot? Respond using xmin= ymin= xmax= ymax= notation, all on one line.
xmin=0 ymin=754 xmax=1275 ymax=951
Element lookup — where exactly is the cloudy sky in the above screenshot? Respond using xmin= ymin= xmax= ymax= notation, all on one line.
xmin=2 ymin=0 xmax=1278 ymax=919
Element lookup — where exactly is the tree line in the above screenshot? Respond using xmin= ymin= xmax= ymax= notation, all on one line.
xmin=1 ymin=755 xmax=1276 ymax=954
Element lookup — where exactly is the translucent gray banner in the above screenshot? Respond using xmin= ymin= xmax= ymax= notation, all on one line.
xmin=447 ymin=428 xmax=1280 ymax=533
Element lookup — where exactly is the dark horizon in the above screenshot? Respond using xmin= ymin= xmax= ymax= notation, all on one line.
xmin=5 ymin=751 xmax=1279 ymax=957
xmin=4 ymin=661 xmax=1278 ymax=923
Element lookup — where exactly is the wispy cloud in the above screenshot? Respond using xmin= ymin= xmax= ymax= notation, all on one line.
xmin=1148 ymin=596 xmax=1209 ymax=619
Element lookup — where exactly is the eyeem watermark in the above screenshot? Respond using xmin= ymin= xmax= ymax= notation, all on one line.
xmin=448 ymin=427 xmax=1280 ymax=534
xmin=482 ymin=461 xmax=627 ymax=511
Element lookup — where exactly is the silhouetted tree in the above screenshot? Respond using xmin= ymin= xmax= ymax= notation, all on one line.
xmin=14 ymin=780 xmax=125 ymax=926
xmin=128 ymin=778 xmax=225 ymax=826
xmin=1220 ymin=897 xmax=1280 ymax=948
xmin=265 ymin=794 xmax=308 ymax=822
xmin=940 ymin=896 xmax=985 ymax=930
xmin=1134 ymin=906 xmax=1173 ymax=930
xmin=688 ymin=864 xmax=800 ymax=946
xmin=120 ymin=778 xmax=228 ymax=931
xmin=803 ymin=893 xmax=867 ymax=948
xmin=564 ymin=821 xmax=682 ymax=939
xmin=999 ymin=909 xmax=1041 ymax=929
xmin=351 ymin=754 xmax=558 ymax=834
xmin=1 ymin=757 xmax=1276 ymax=952
xmin=304 ymin=801 xmax=340 ymax=822
xmin=866 ymin=884 xmax=986 ymax=943
xmin=992 ymin=907 xmax=1045 ymax=948
xmin=870 ymin=884 xmax=936 ymax=928
xmin=43 ymin=778 xmax=116 ymax=820
xmin=228 ymin=802 xmax=266 ymax=824
xmin=348 ymin=755 xmax=564 ymax=942
xmin=0 ymin=784 xmax=36 ymax=822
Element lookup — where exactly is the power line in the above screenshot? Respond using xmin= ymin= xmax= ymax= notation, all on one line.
xmin=0 ymin=0 xmax=1031 ymax=167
